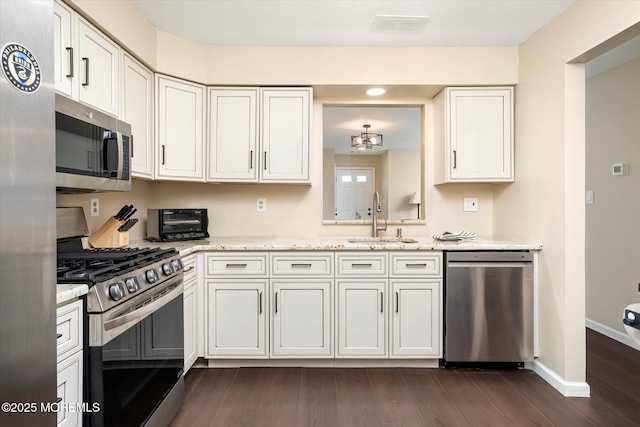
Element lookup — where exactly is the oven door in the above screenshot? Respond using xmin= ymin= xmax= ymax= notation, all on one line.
xmin=86 ymin=280 xmax=184 ymax=427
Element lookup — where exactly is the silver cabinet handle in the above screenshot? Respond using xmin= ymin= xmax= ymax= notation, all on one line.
xmin=259 ymin=292 xmax=263 ymax=314
xmin=275 ymin=292 xmax=278 ymax=313
xmin=56 ymin=333 xmax=63 ymax=339
xmin=291 ymin=263 xmax=312 ymax=268
xmin=453 ymin=150 xmax=457 ymax=169
xmin=65 ymin=47 xmax=73 ymax=78
xmin=351 ymin=263 xmax=373 ymax=268
xmin=264 ymin=151 xmax=267 ymax=170
xmin=161 ymin=145 xmax=166 ymax=165
xmin=82 ymin=57 xmax=89 ymax=86
xmin=183 ymin=267 xmax=195 ymax=273
xmin=380 ymin=292 xmax=384 ymax=313
xmin=250 ymin=150 xmax=254 ymax=170
xmin=405 ymin=263 xmax=427 ymax=268
xmin=225 ymin=263 xmax=247 ymax=268
xmin=395 ymin=292 xmax=399 ymax=313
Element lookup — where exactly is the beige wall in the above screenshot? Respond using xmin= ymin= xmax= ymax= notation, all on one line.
xmin=586 ymin=57 xmax=640 ymax=334
xmin=55 ymin=0 xmax=640 ymax=386
xmin=493 ymin=1 xmax=640 ymax=382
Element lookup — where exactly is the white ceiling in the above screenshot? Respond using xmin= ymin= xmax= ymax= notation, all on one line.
xmin=132 ymin=0 xmax=574 ymax=47
xmin=132 ymin=0 xmax=577 ymax=153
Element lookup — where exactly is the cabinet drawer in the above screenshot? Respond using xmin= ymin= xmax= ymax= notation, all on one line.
xmin=336 ymin=252 xmax=388 ymax=277
xmin=182 ymin=254 xmax=197 ymax=282
xmin=390 ymin=252 xmax=442 ymax=277
xmin=56 ymin=299 xmax=83 ymax=363
xmin=271 ymin=253 xmax=333 ymax=277
xmin=205 ymin=253 xmax=268 ymax=277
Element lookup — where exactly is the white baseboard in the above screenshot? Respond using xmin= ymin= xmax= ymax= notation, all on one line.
xmin=586 ymin=318 xmax=640 ymax=351
xmin=532 ymin=360 xmax=591 ymax=397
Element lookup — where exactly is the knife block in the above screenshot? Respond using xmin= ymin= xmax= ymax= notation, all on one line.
xmin=88 ymin=217 xmax=130 ymax=248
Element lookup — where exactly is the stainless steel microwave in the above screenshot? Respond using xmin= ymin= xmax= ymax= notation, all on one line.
xmin=55 ymin=94 xmax=131 ymax=193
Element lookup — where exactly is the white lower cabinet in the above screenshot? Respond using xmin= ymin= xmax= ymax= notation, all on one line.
xmin=271 ymin=279 xmax=333 ymax=358
xmin=56 ymin=299 xmax=83 ymax=427
xmin=206 ymin=280 xmax=268 ymax=358
xmin=336 ymin=280 xmax=387 ymax=357
xmin=390 ymin=280 xmax=442 ymax=357
xmin=203 ymin=250 xmax=442 ymax=363
xmin=183 ymin=254 xmax=200 ymax=371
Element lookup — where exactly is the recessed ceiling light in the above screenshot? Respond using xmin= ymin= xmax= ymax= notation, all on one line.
xmin=367 ymin=88 xmax=386 ymax=96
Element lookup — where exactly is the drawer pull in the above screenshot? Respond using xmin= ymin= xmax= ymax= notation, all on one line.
xmin=405 ymin=263 xmax=427 ymax=268
xmin=225 ymin=263 xmax=248 ymax=268
xmin=351 ymin=263 xmax=373 ymax=268
xmin=183 ymin=267 xmax=195 ymax=273
xmin=380 ymin=292 xmax=384 ymax=313
xmin=56 ymin=333 xmax=63 ymax=339
xmin=56 ymin=397 xmax=63 ymax=404
xmin=291 ymin=263 xmax=312 ymax=268
xmin=275 ymin=292 xmax=278 ymax=313
xmin=65 ymin=47 xmax=73 ymax=78
xmin=259 ymin=292 xmax=263 ymax=314
xmin=82 ymin=57 xmax=89 ymax=86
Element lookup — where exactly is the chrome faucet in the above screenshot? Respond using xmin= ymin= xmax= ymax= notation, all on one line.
xmin=372 ymin=191 xmax=387 ymax=237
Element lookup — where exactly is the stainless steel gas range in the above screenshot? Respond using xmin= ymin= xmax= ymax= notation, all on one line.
xmin=57 ymin=209 xmax=184 ymax=427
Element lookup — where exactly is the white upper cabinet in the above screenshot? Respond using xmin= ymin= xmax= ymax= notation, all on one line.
xmin=260 ymin=88 xmax=311 ymax=183
xmin=54 ymin=1 xmax=120 ymax=116
xmin=207 ymin=88 xmax=259 ymax=182
xmin=76 ymin=18 xmax=120 ymax=116
xmin=121 ymin=54 xmax=154 ymax=179
xmin=156 ymin=75 xmax=205 ymax=181
xmin=434 ymin=87 xmax=514 ymax=183
xmin=206 ymin=87 xmax=312 ymax=184
xmin=53 ymin=0 xmax=74 ymax=98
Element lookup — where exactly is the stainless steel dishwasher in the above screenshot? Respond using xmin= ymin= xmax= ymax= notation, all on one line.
xmin=444 ymin=251 xmax=534 ymax=364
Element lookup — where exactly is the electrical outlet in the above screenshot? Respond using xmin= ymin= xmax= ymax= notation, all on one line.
xmin=90 ymin=198 xmax=99 ymax=217
xmin=257 ymin=198 xmax=266 ymax=213
xmin=463 ymin=197 xmax=478 ymax=212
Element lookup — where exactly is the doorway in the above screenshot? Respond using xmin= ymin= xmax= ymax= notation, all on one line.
xmin=334 ymin=167 xmax=374 ymax=220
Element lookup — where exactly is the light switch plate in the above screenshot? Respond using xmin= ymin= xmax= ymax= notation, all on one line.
xmin=463 ymin=197 xmax=478 ymax=212
xmin=586 ymin=190 xmax=594 ymax=205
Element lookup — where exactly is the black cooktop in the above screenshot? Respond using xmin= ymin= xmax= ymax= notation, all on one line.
xmin=57 ymin=247 xmax=178 ymax=284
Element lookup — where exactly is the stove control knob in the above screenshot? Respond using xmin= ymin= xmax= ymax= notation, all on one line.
xmin=125 ymin=277 xmax=140 ymax=293
xmin=171 ymin=259 xmax=183 ymax=271
xmin=145 ymin=269 xmax=159 ymax=283
xmin=162 ymin=263 xmax=174 ymax=276
xmin=109 ymin=283 xmax=125 ymax=301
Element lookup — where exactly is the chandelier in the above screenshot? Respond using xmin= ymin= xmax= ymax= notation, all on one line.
xmin=351 ymin=124 xmax=383 ymax=150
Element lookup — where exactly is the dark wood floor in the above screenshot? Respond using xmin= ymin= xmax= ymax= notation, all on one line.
xmin=171 ymin=329 xmax=640 ymax=426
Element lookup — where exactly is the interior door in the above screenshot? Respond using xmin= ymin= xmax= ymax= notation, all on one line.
xmin=335 ymin=167 xmax=374 ymax=220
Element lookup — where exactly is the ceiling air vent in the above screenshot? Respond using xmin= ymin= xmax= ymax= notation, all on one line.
xmin=371 ymin=15 xmax=430 ymax=33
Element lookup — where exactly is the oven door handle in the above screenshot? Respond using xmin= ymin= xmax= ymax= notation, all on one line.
xmin=103 ymin=283 xmax=183 ymax=332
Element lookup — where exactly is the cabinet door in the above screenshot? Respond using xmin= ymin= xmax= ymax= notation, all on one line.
xmin=336 ymin=280 xmax=387 ymax=357
xmin=156 ymin=75 xmax=205 ymax=180
xmin=271 ymin=279 xmax=332 ymax=357
xmin=184 ymin=280 xmax=198 ymax=372
xmin=448 ymin=87 xmax=513 ymax=182
xmin=207 ymin=88 xmax=258 ymax=182
xmin=260 ymin=88 xmax=311 ymax=183
xmin=54 ymin=0 xmax=74 ymax=97
xmin=390 ymin=279 xmax=442 ymax=358
xmin=122 ymin=54 xmax=154 ymax=179
xmin=77 ymin=18 xmax=119 ymax=116
xmin=206 ymin=280 xmax=268 ymax=358
xmin=57 ymin=350 xmax=82 ymax=427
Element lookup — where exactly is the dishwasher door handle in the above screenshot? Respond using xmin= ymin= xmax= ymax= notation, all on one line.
xmin=448 ymin=262 xmax=533 ymax=269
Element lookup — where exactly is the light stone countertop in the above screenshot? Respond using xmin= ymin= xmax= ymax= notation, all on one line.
xmin=56 ymin=237 xmax=541 ymax=302
xmin=56 ymin=284 xmax=89 ymax=306
xmin=130 ymin=236 xmax=543 ymax=257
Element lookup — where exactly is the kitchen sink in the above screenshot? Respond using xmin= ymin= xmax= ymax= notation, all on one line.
xmin=347 ymin=237 xmax=418 ymax=244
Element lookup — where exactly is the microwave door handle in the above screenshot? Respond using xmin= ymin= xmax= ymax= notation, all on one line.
xmin=116 ymin=132 xmax=124 ymax=179
xmin=103 ymin=131 xmax=124 ymax=179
